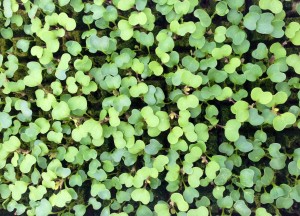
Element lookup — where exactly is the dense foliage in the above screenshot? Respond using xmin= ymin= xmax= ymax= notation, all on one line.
xmin=0 ymin=0 xmax=300 ymax=215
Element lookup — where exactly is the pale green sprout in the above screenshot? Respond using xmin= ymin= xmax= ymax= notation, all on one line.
xmin=273 ymin=112 xmax=296 ymax=131
xmin=194 ymin=9 xmax=211 ymax=27
xmin=20 ymin=154 xmax=36 ymax=174
xmin=68 ymin=96 xmax=87 ymax=113
xmin=155 ymin=30 xmax=174 ymax=63
xmin=73 ymin=204 xmax=87 ymax=216
xmin=129 ymin=82 xmax=148 ymax=97
xmin=117 ymin=0 xmax=135 ymax=11
xmin=182 ymin=55 xmax=199 ymax=72
xmin=49 ymin=189 xmax=73 ymax=208
xmin=185 ymin=146 xmax=202 ymax=163
xmin=0 ymin=27 xmax=13 ymax=39
xmin=56 ymin=53 xmax=71 ymax=80
xmin=256 ymin=13 xmax=275 ymax=34
xmin=30 ymin=46 xmax=43 ymax=59
xmin=205 ymin=104 xmax=219 ymax=125
xmin=132 ymin=167 xmax=158 ymax=188
xmin=66 ymin=41 xmax=82 ymax=56
xmin=171 ymin=68 xmax=202 ymax=88
xmin=170 ymin=20 xmax=196 ymax=36
xmin=170 ymin=193 xmax=189 ymax=212
xmin=58 ymin=13 xmax=76 ymax=31
xmin=205 ymin=161 xmax=220 ymax=180
xmin=129 ymin=11 xmax=147 ymax=26
xmin=252 ymin=43 xmax=268 ymax=60
xmin=214 ymin=26 xmax=227 ymax=43
xmin=270 ymin=42 xmax=286 ymax=59
xmin=177 ymin=94 xmax=199 ymax=110
xmin=167 ymin=126 xmax=183 ymax=145
xmin=227 ymin=9 xmax=243 ymax=25
xmin=131 ymin=188 xmax=151 ymax=204
xmin=242 ymin=63 xmax=263 ymax=81
xmin=216 ymin=87 xmax=233 ymax=101
xmin=213 ymin=186 xmax=225 ymax=199
xmin=212 ymin=44 xmax=232 ymax=60
xmin=226 ymin=25 xmax=246 ymax=45
xmin=259 ymin=0 xmax=283 ymax=14
xmin=108 ymin=107 xmax=120 ymax=127
xmin=189 ymin=23 xmax=206 ymax=49
xmin=239 ymin=169 xmax=255 ymax=188
xmin=4 ymin=54 xmax=18 ymax=78
xmin=214 ymin=168 xmax=232 ymax=186
xmin=0 ymin=136 xmax=21 ymax=169
xmin=286 ymin=54 xmax=300 ymax=74
xmin=178 ymin=110 xmax=190 ymax=127
xmin=216 ymin=1 xmax=229 ymax=16
xmin=16 ymin=39 xmax=30 ymax=52
xmin=187 ymin=167 xmax=203 ymax=188
xmin=23 ymin=62 xmax=42 ymax=87
xmin=266 ymin=91 xmax=288 ymax=107
xmin=227 ymin=0 xmax=245 ymax=9
xmin=118 ymin=20 xmax=134 ymax=41
xmin=234 ymin=200 xmax=251 ymax=216
xmin=9 ymin=181 xmax=28 ymax=201
xmin=243 ymin=12 xmax=260 ymax=30
xmin=0 ymin=112 xmax=12 ymax=129
xmin=251 ymin=87 xmax=273 ymax=105
xmin=36 ymin=27 xmax=65 ymax=53
xmin=248 ymin=108 xmax=264 ymax=126
xmin=3 ymin=0 xmax=17 ymax=18
xmin=183 ymin=186 xmax=199 ymax=204
xmin=47 ymin=131 xmax=63 ymax=143
xmin=133 ymin=31 xmax=155 ymax=50
xmin=74 ymin=55 xmax=92 ymax=72
xmin=87 ymin=34 xmax=116 ymax=54
xmin=58 ymin=0 xmax=70 ymax=6
xmin=51 ymin=101 xmax=70 ymax=120
xmin=29 ymin=185 xmax=47 ymax=201
xmin=174 ymin=0 xmax=191 ymax=15
xmin=148 ymin=61 xmax=163 ymax=76
xmin=71 ymin=119 xmax=103 ymax=145
xmin=51 ymin=80 xmax=63 ymax=95
xmin=66 ymin=77 xmax=79 ymax=94
xmin=154 ymin=202 xmax=170 ymax=216
xmin=128 ymin=140 xmax=145 ymax=154
xmin=224 ymin=57 xmax=241 ymax=74
xmin=141 ymin=106 xmax=159 ymax=127
xmin=231 ymin=101 xmax=249 ymax=122
xmin=224 ymin=119 xmax=241 ymax=142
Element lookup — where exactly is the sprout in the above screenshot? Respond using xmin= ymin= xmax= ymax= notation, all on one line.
xmin=225 ymin=119 xmax=241 ymax=142
xmin=259 ymin=0 xmax=283 ymax=14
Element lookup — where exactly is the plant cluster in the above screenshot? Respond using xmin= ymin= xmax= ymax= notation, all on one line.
xmin=0 ymin=0 xmax=300 ymax=215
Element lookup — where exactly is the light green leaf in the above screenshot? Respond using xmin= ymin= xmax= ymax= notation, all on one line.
xmin=131 ymin=188 xmax=151 ymax=205
xmin=233 ymin=200 xmax=251 ymax=216
xmin=117 ymin=0 xmax=135 ymax=11
xmin=240 ymin=169 xmax=255 ymax=187
xmin=273 ymin=112 xmax=296 ymax=131
xmin=9 ymin=181 xmax=28 ymax=201
xmin=259 ymin=0 xmax=283 ymax=14
xmin=0 ymin=112 xmax=12 ymax=129
xmin=187 ymin=206 xmax=209 ymax=216
xmin=224 ymin=119 xmax=241 ymax=142
xmin=170 ymin=193 xmax=189 ymax=212
xmin=20 ymin=154 xmax=36 ymax=174
xmin=52 ymin=101 xmax=70 ymax=120
xmin=205 ymin=161 xmax=220 ymax=180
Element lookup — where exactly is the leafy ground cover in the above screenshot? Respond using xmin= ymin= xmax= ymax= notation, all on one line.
xmin=0 ymin=0 xmax=300 ymax=215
